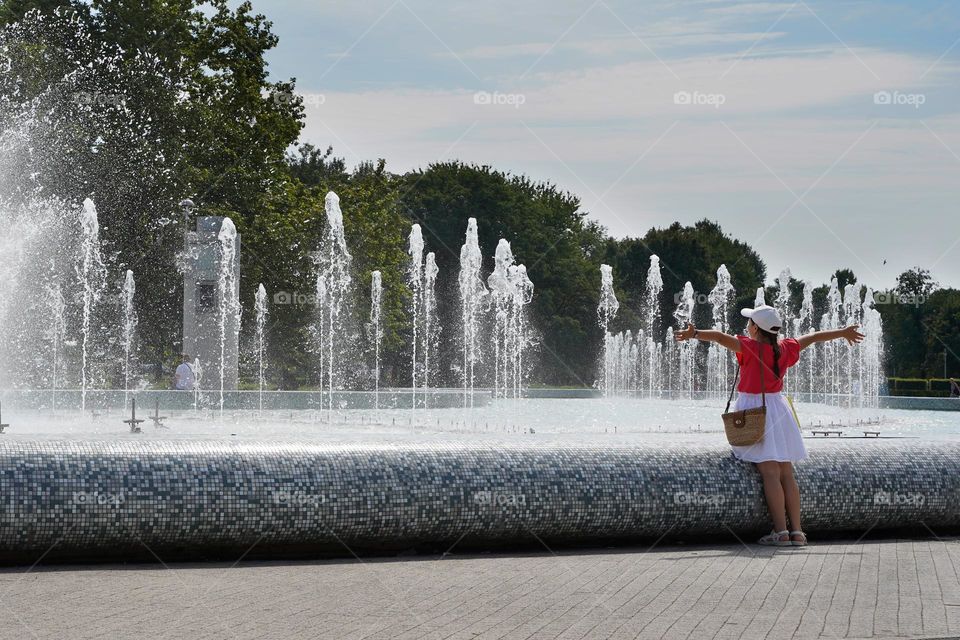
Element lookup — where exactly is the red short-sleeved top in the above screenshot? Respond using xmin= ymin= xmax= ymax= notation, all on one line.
xmin=735 ymin=336 xmax=801 ymax=393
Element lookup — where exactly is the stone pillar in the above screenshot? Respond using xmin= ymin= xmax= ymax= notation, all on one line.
xmin=182 ymin=216 xmax=241 ymax=391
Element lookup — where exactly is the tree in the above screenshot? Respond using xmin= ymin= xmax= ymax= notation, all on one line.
xmin=896 ymin=267 xmax=938 ymax=300
xmin=1 ymin=1 xmax=304 ymax=382
xmin=603 ymin=219 xmax=765 ymax=340
xmin=922 ymin=289 xmax=960 ymax=378
xmin=878 ymin=269 xmax=949 ymax=378
xmin=833 ymin=268 xmax=857 ymax=291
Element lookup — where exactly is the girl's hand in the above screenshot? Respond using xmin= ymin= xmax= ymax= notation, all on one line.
xmin=841 ymin=324 xmax=865 ymax=345
xmin=675 ymin=323 xmax=697 ymax=342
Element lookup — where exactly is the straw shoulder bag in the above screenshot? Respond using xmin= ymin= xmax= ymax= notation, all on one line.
xmin=722 ymin=349 xmax=766 ymax=446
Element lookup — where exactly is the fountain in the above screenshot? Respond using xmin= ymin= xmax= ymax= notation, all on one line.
xmin=369 ymin=271 xmax=382 ymax=410
xmin=120 ymin=270 xmax=137 ymax=410
xmin=216 ymin=217 xmax=239 ymax=418
xmin=77 ymin=198 xmax=106 ymax=413
xmin=488 ymin=240 xmax=513 ymax=399
xmin=775 ymin=267 xmax=792 ymax=336
xmin=643 ymin=255 xmax=663 ymax=398
xmin=859 ymin=289 xmax=884 ymax=405
xmin=672 ymin=281 xmax=696 ymax=397
xmin=254 ymin=283 xmax=268 ymax=414
xmin=487 ymin=242 xmax=535 ymax=399
xmin=841 ymin=283 xmax=858 ymax=403
xmin=597 ymin=264 xmax=619 ymax=396
xmin=706 ymin=265 xmax=735 ymax=397
xmin=407 ymin=224 xmax=424 ymax=408
xmin=822 ymin=277 xmax=843 ymax=398
xmin=797 ymin=281 xmax=815 ymax=396
xmin=595 ymin=263 xmax=885 ymax=406
xmin=423 ymin=253 xmax=439 ymax=403
xmin=602 ymin=329 xmax=640 ymax=397
xmin=458 ymin=218 xmax=487 ymax=407
xmin=315 ymin=191 xmax=353 ymax=417
xmin=771 ymin=268 xmax=793 ymax=392
xmin=315 ymin=277 xmax=327 ymax=400
xmin=44 ymin=283 xmax=66 ymax=411
xmin=507 ymin=264 xmax=534 ymax=398
xmin=192 ymin=356 xmax=202 ymax=410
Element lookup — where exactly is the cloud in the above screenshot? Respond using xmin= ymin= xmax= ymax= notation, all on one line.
xmin=703 ymin=2 xmax=797 ymax=16
xmin=296 ymin=45 xmax=953 ymax=162
xmin=453 ymin=31 xmax=788 ymax=60
xmin=456 ymin=42 xmax=555 ymax=60
xmin=290 ymin=41 xmax=960 ymax=286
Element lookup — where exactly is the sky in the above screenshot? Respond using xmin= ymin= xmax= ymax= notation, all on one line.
xmin=249 ymin=0 xmax=960 ymax=291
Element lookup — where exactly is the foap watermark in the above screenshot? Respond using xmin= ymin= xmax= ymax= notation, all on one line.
xmin=873 ymin=90 xmax=925 ymax=109
xmin=273 ymin=290 xmax=317 ymax=306
xmin=674 ymin=90 xmax=726 ymax=109
xmin=72 ymin=91 xmax=123 ymax=107
xmin=273 ymin=91 xmax=325 ymax=107
xmin=874 ymin=490 xmax=925 ymax=506
xmin=473 ymin=91 xmax=525 ymax=108
xmin=872 ymin=291 xmax=926 ymax=307
xmin=73 ymin=490 xmax=125 ymax=506
xmin=473 ymin=490 xmax=526 ymax=507
xmin=674 ymin=491 xmax=726 ymax=506
xmin=273 ymin=491 xmax=325 ymax=506
xmin=673 ymin=291 xmax=716 ymax=306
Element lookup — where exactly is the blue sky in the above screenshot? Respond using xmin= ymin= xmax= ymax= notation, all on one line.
xmin=250 ymin=0 xmax=960 ymax=290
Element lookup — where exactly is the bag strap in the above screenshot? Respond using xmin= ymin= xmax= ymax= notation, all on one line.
xmin=759 ymin=345 xmax=766 ymax=408
xmin=724 ymin=342 xmax=767 ymax=412
xmin=724 ymin=364 xmax=740 ymax=413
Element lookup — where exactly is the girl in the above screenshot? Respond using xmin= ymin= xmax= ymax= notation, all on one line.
xmin=675 ymin=305 xmax=864 ymax=547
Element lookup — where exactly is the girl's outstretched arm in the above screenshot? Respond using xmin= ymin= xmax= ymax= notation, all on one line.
xmin=675 ymin=323 xmax=742 ymax=353
xmin=797 ymin=324 xmax=864 ymax=350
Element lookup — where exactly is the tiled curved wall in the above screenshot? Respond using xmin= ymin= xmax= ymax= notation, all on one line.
xmin=1 ymin=440 xmax=957 ymax=560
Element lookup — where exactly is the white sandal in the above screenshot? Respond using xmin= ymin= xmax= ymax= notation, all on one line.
xmin=757 ymin=530 xmax=791 ymax=546
xmin=790 ymin=530 xmax=808 ymax=546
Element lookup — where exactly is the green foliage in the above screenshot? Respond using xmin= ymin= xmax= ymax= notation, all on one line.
xmin=602 ymin=219 xmax=766 ymax=336
xmin=896 ymin=267 xmax=938 ymax=298
xmin=886 ymin=377 xmax=960 ymax=397
xmin=876 ymin=269 xmax=958 ymax=378
xmin=833 ymin=268 xmax=857 ymax=291
xmin=0 ymin=0 xmax=76 ymax=25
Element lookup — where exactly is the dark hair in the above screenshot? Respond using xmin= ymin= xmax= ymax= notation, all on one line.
xmin=754 ymin=324 xmax=782 ymax=379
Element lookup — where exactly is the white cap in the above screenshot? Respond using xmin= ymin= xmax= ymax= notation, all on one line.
xmin=741 ymin=305 xmax=782 ymax=333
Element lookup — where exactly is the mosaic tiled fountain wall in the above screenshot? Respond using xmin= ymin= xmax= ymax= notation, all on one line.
xmin=1 ymin=440 xmax=957 ymax=561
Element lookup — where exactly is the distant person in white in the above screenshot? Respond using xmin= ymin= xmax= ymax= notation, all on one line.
xmin=174 ymin=353 xmax=196 ymax=390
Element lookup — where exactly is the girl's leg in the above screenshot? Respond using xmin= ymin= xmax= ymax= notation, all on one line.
xmin=780 ymin=462 xmax=802 ymax=535
xmin=756 ymin=461 xmax=787 ymax=533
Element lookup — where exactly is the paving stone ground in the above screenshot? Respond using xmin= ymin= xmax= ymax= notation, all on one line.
xmin=1 ymin=537 xmax=960 ymax=640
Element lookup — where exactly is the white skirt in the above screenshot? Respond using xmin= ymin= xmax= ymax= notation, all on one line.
xmin=730 ymin=392 xmax=808 ymax=463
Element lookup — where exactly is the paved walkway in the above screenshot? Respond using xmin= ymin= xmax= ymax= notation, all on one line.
xmin=1 ymin=537 xmax=959 ymax=639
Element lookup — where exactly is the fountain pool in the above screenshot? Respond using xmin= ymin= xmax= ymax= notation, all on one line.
xmin=1 ymin=395 xmax=957 ymax=443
